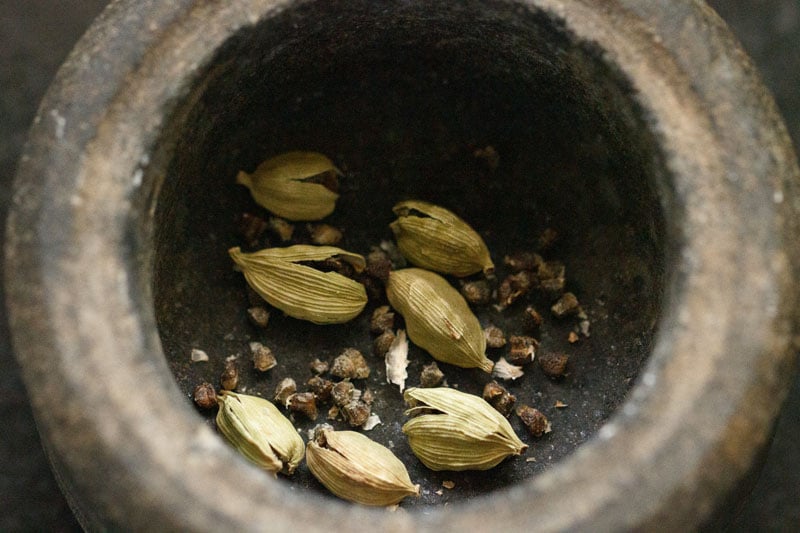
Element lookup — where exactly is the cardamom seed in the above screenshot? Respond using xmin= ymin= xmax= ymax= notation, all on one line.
xmin=386 ymin=268 xmax=493 ymax=372
xmin=306 ymin=428 xmax=419 ymax=506
xmin=229 ymin=245 xmax=368 ymax=324
xmin=236 ymin=151 xmax=340 ymax=221
xmin=402 ymin=387 xmax=527 ymax=471
xmin=390 ymin=200 xmax=494 ymax=276
xmin=215 ymin=391 xmax=305 ymax=476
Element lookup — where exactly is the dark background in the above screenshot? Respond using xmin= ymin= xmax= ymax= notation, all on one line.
xmin=1 ymin=1 xmax=798 ymax=530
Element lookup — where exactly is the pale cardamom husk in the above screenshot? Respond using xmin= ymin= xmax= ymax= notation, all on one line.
xmin=215 ymin=391 xmax=305 ymax=475
xmin=402 ymin=387 xmax=527 ymax=471
xmin=390 ymin=200 xmax=494 ymax=276
xmin=306 ymin=428 xmax=419 ymax=506
xmin=229 ymin=245 xmax=367 ymax=324
xmin=386 ymin=268 xmax=493 ymax=372
xmin=236 ymin=151 xmax=340 ymax=221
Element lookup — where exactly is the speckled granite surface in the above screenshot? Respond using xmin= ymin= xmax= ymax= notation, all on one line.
xmin=1 ymin=2 xmax=798 ymax=530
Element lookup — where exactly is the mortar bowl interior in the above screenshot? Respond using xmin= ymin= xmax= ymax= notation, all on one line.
xmin=150 ymin=0 xmax=667 ymax=505
xmin=15 ymin=0 xmax=797 ymax=530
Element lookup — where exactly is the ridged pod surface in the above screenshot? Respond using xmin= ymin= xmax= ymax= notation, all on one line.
xmin=403 ymin=387 xmax=527 ymax=471
xmin=386 ymin=268 xmax=493 ymax=372
xmin=306 ymin=429 xmax=420 ymax=506
xmin=390 ymin=200 xmax=494 ymax=276
xmin=236 ymin=151 xmax=340 ymax=220
xmin=216 ymin=392 xmax=305 ymax=475
xmin=229 ymin=245 xmax=367 ymax=324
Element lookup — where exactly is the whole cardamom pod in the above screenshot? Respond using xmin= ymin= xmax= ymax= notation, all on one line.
xmin=215 ymin=391 xmax=305 ymax=476
xmin=386 ymin=268 xmax=493 ymax=372
xmin=236 ymin=151 xmax=340 ymax=221
xmin=402 ymin=387 xmax=527 ymax=471
xmin=390 ymin=200 xmax=494 ymax=276
xmin=229 ymin=245 xmax=368 ymax=324
xmin=306 ymin=428 xmax=420 ymax=506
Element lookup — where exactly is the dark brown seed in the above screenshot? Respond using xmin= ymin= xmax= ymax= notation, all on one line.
xmin=508 ymin=335 xmax=538 ymax=365
xmin=503 ymin=251 xmax=543 ymax=272
xmin=497 ymin=271 xmax=535 ymax=307
xmin=373 ymin=330 xmax=396 ymax=357
xmin=516 ymin=405 xmax=551 ymax=437
xmin=220 ymin=360 xmax=239 ymax=391
xmin=537 ymin=228 xmax=559 ymax=251
xmin=331 ymin=381 xmax=355 ymax=407
xmin=539 ymin=352 xmax=569 ymax=379
xmin=309 ymin=358 xmax=329 ymax=375
xmin=369 ymin=305 xmax=395 ymax=334
xmin=361 ymin=388 xmax=375 ymax=406
xmin=193 ymin=382 xmax=218 ymax=409
xmin=330 ymin=353 xmax=354 ymax=378
xmin=308 ymin=223 xmax=343 ymax=245
xmin=236 ymin=213 xmax=268 ymax=247
xmin=268 ymin=217 xmax=294 ymax=242
xmin=359 ymin=274 xmax=385 ymax=302
xmin=341 ymin=400 xmax=371 ymax=427
xmin=484 ymin=325 xmax=507 ymax=349
xmin=331 ymin=348 xmax=370 ymax=379
xmin=538 ymin=260 xmax=565 ymax=281
xmin=251 ymin=342 xmax=277 ymax=372
xmin=551 ymin=292 xmax=580 ymax=318
xmin=540 ymin=277 xmax=566 ymax=297
xmin=459 ymin=278 xmax=493 ymax=306
xmin=274 ymin=377 xmax=297 ymax=407
xmin=482 ymin=381 xmax=516 ymax=417
xmin=307 ymin=376 xmax=334 ymax=403
xmin=366 ymin=248 xmax=393 ymax=283
xmin=523 ymin=305 xmax=544 ymax=330
xmin=419 ymin=362 xmax=445 ymax=388
xmin=301 ymin=257 xmax=355 ymax=278
xmin=288 ymin=392 xmax=318 ymax=420
xmin=246 ymin=306 xmax=270 ymax=328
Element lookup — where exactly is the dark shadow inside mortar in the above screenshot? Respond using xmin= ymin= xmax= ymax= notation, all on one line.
xmin=151 ymin=1 xmax=668 ymax=507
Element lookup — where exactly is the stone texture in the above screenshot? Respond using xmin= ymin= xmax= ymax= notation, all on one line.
xmin=0 ymin=1 xmax=798 ymax=530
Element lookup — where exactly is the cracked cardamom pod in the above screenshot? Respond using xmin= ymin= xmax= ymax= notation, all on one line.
xmin=386 ymin=268 xmax=493 ymax=372
xmin=390 ymin=200 xmax=494 ymax=276
xmin=402 ymin=387 xmax=527 ymax=471
xmin=215 ymin=391 xmax=304 ymax=476
xmin=306 ymin=428 xmax=420 ymax=506
xmin=229 ymin=245 xmax=368 ymax=324
xmin=236 ymin=151 xmax=340 ymax=221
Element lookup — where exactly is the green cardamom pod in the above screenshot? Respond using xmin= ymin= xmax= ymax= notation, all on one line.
xmin=402 ymin=387 xmax=527 ymax=471
xmin=215 ymin=391 xmax=305 ymax=475
xmin=306 ymin=428 xmax=420 ymax=506
xmin=386 ymin=268 xmax=493 ymax=372
xmin=236 ymin=151 xmax=340 ymax=221
xmin=229 ymin=245 xmax=368 ymax=324
xmin=390 ymin=200 xmax=494 ymax=276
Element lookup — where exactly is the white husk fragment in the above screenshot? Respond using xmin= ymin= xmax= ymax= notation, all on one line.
xmin=190 ymin=348 xmax=209 ymax=363
xmin=492 ymin=357 xmax=524 ymax=380
xmin=362 ymin=413 xmax=382 ymax=431
xmin=386 ymin=329 xmax=409 ymax=391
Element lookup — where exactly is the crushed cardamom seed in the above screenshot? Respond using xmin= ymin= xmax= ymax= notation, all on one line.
xmin=516 ymin=405 xmax=552 ymax=437
xmin=250 ymin=342 xmax=277 ymax=372
xmin=483 ymin=381 xmax=516 ymax=417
